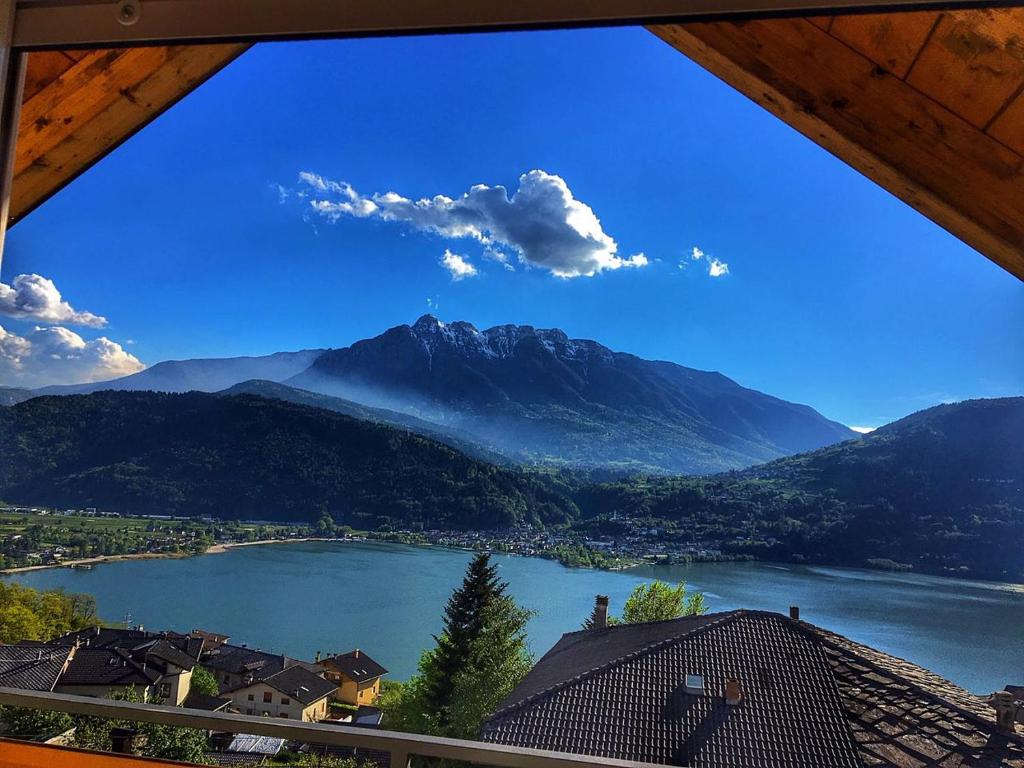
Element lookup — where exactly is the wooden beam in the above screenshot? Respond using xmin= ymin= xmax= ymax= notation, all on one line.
xmin=648 ymin=19 xmax=1024 ymax=279
xmin=0 ymin=0 xmax=23 ymax=270
xmin=10 ymin=42 xmax=248 ymax=223
xmin=11 ymin=0 xmax=1015 ymax=49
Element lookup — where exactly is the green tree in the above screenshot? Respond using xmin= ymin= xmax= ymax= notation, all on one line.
xmin=620 ymin=581 xmax=707 ymax=624
xmin=189 ymin=665 xmax=219 ymax=697
xmin=0 ymin=582 xmax=97 ymax=643
xmin=383 ymin=553 xmax=534 ymax=740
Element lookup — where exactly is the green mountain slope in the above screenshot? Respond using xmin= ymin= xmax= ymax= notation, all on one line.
xmin=575 ymin=398 xmax=1024 ymax=581
xmin=0 ymin=391 xmax=577 ymax=529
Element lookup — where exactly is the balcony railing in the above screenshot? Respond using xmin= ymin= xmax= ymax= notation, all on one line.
xmin=0 ymin=687 xmax=660 ymax=768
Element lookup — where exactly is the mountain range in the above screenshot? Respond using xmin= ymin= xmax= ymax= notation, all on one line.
xmin=1 ymin=316 xmax=855 ymax=474
xmin=0 ymin=391 xmax=1019 ymax=579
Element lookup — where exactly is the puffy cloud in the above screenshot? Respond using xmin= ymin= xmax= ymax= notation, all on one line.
xmin=849 ymin=425 xmax=876 ymax=434
xmin=0 ymin=324 xmax=144 ymax=388
xmin=0 ymin=274 xmax=106 ymax=327
xmin=298 ymin=169 xmax=648 ymax=278
xmin=707 ymin=258 xmax=730 ymax=278
xmin=691 ymin=246 xmax=705 ymax=261
xmin=440 ymin=249 xmax=478 ymax=281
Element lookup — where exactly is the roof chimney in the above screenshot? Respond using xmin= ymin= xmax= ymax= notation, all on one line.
xmin=315 ymin=651 xmax=321 ymax=663
xmin=354 ymin=649 xmax=360 ymax=658
xmin=725 ymin=677 xmax=743 ymax=706
xmin=789 ymin=606 xmax=800 ymax=621
xmin=989 ymin=691 xmax=1020 ymax=731
xmin=590 ymin=595 xmax=609 ymax=630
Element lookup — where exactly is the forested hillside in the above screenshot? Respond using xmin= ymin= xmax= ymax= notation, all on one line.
xmin=0 ymin=391 xmax=577 ymax=529
xmin=575 ymin=398 xmax=1024 ymax=581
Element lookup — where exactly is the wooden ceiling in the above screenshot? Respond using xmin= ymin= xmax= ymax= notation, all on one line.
xmin=652 ymin=8 xmax=1024 ymax=279
xmin=8 ymin=9 xmax=1024 ymax=279
xmin=11 ymin=43 xmax=248 ymax=223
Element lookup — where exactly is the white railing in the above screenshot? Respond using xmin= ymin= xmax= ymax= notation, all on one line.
xmin=0 ymin=687 xmax=661 ymax=768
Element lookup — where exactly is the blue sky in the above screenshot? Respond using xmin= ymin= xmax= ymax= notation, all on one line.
xmin=1 ymin=27 xmax=1021 ymax=428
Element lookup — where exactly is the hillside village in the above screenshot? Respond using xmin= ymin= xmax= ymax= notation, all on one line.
xmin=0 ymin=624 xmax=389 ymax=764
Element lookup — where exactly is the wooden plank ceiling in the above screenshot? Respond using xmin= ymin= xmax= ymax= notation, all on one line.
xmin=650 ymin=8 xmax=1024 ymax=279
xmin=8 ymin=11 xmax=1023 ymax=280
xmin=11 ymin=43 xmax=248 ymax=224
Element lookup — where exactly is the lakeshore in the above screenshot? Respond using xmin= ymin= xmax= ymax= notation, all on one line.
xmin=5 ymin=539 xmax=1023 ymax=693
xmin=0 ymin=536 xmax=342 ymax=574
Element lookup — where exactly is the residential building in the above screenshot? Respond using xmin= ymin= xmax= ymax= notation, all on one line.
xmin=53 ymin=648 xmax=166 ymax=701
xmin=481 ymin=603 xmax=1024 ymax=767
xmin=316 ymin=649 xmax=387 ymax=706
xmin=46 ymin=627 xmax=204 ymax=704
xmin=201 ymin=642 xmax=319 ymax=694
xmin=0 ymin=645 xmax=74 ymax=692
xmin=224 ymin=666 xmax=337 ymax=721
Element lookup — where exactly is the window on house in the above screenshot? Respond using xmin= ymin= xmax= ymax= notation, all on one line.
xmin=263 ymin=691 xmax=272 ymax=703
xmin=246 ymin=708 xmax=253 ymax=716
xmin=281 ymin=697 xmax=290 ymax=705
xmin=279 ymin=713 xmax=288 ymax=718
xmin=247 ymin=694 xmax=254 ymax=701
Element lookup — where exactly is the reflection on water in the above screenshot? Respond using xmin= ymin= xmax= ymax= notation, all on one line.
xmin=5 ymin=542 xmax=1022 ymax=692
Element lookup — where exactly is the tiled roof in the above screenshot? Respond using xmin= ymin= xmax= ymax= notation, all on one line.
xmin=0 ymin=645 xmax=71 ymax=691
xmin=48 ymin=627 xmax=204 ymax=669
xmin=260 ymin=666 xmax=337 ymax=706
xmin=203 ymin=644 xmax=286 ymax=678
xmin=183 ymin=691 xmax=231 ymax=711
xmin=57 ymin=647 xmax=163 ymax=687
xmin=321 ymin=650 xmax=388 ymax=683
xmin=482 ymin=610 xmax=1024 ymax=768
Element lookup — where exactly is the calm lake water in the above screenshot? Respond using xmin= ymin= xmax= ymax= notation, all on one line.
xmin=5 ymin=541 xmax=1023 ymax=693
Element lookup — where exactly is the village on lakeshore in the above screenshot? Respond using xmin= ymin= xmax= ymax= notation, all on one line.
xmin=0 ymin=504 xmax=741 ymax=575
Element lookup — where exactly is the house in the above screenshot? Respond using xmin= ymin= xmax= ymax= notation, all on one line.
xmin=53 ymin=648 xmax=166 ymax=701
xmin=223 ymin=665 xmax=337 ymax=722
xmin=201 ymin=643 xmax=319 ymax=694
xmin=46 ymin=627 xmax=204 ymax=704
xmin=481 ymin=601 xmax=1024 ymax=767
xmin=0 ymin=645 xmax=74 ymax=692
xmin=316 ymin=649 xmax=387 ymax=706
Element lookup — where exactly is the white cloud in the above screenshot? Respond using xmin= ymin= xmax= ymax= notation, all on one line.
xmin=440 ymin=249 xmax=478 ymax=281
xmin=0 ymin=324 xmax=144 ymax=388
xmin=0 ymin=274 xmax=106 ymax=327
xmin=691 ymin=246 xmax=705 ymax=261
xmin=298 ymin=169 xmax=648 ymax=279
xmin=708 ymin=258 xmax=730 ymax=278
xmin=849 ymin=425 xmax=877 ymax=434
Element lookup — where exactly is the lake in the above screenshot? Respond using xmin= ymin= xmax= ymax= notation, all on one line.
xmin=5 ymin=541 xmax=1022 ymax=693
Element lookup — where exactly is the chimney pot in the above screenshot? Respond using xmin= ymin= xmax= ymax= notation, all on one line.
xmin=990 ymin=691 xmax=1019 ymax=731
xmin=725 ymin=677 xmax=743 ymax=706
xmin=591 ymin=595 xmax=610 ymax=630
xmin=789 ymin=606 xmax=800 ymax=621
xmin=354 ymin=649 xmax=360 ymax=658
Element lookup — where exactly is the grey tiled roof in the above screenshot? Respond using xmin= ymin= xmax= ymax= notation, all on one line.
xmin=183 ymin=691 xmax=231 ymax=711
xmin=321 ymin=650 xmax=388 ymax=683
xmin=0 ymin=645 xmax=71 ymax=691
xmin=203 ymin=644 xmax=286 ymax=678
xmin=58 ymin=648 xmax=163 ymax=687
xmin=226 ymin=665 xmax=337 ymax=706
xmin=482 ymin=610 xmax=1024 ymax=768
xmin=261 ymin=665 xmax=337 ymax=705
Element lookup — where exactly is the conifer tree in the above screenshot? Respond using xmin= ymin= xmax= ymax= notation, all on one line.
xmin=384 ymin=552 xmax=534 ymax=740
